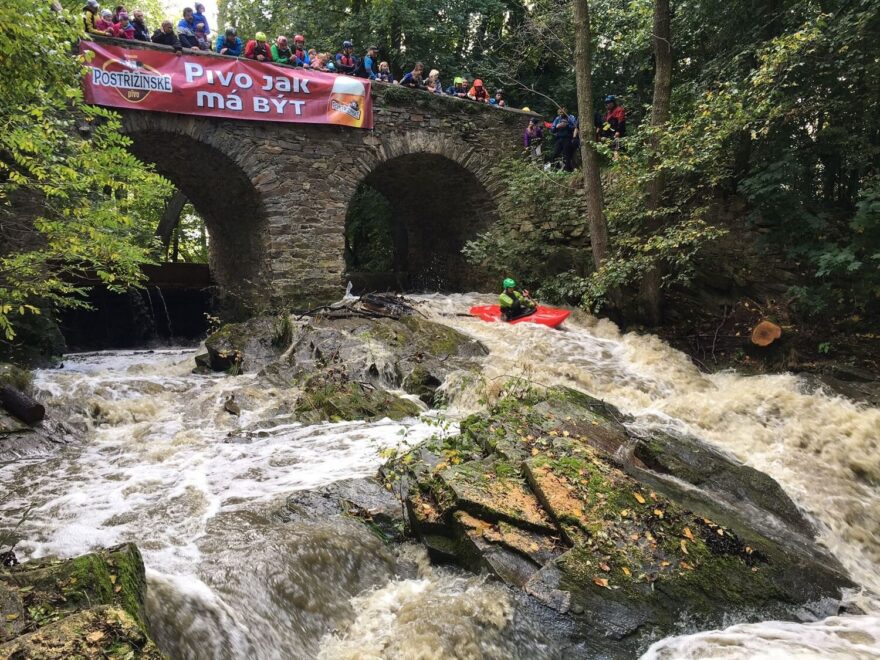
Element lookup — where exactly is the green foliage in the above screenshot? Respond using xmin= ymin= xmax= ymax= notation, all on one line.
xmin=0 ymin=0 xmax=171 ymax=342
xmin=345 ymin=184 xmax=394 ymax=272
xmin=463 ymin=159 xmax=587 ymax=292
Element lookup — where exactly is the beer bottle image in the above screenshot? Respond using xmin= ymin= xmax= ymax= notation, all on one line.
xmin=328 ymin=76 xmax=366 ymax=128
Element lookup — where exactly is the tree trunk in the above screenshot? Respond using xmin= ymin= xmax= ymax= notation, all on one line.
xmin=573 ymin=0 xmax=609 ymax=269
xmin=155 ymin=190 xmax=187 ymax=256
xmin=641 ymin=0 xmax=672 ymax=325
xmin=0 ymin=385 xmax=45 ymax=425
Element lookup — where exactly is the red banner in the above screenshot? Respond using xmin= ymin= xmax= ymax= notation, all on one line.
xmin=79 ymin=40 xmax=373 ymax=129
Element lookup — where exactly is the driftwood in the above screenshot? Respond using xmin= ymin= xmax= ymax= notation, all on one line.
xmin=297 ymin=293 xmax=423 ymax=321
xmin=0 ymin=385 xmax=45 ymax=425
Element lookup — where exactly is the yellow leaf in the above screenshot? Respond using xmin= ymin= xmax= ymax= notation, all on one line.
xmin=109 ymin=575 xmax=117 ymax=584
xmin=660 ymin=561 xmax=671 ymax=567
xmin=649 ymin=491 xmax=658 ymax=500
xmin=683 ymin=527 xmax=695 ymax=541
xmin=653 ymin=508 xmax=664 ymax=519
xmin=593 ymin=577 xmax=609 ymax=588
xmin=716 ymin=528 xmax=724 ymax=536
xmin=745 ymin=546 xmax=753 ymax=554
xmin=680 ymin=561 xmax=694 ymax=570
xmin=87 ymin=631 xmax=105 ymax=642
xmin=622 ymin=566 xmax=631 ymax=576
xmin=680 ymin=540 xmax=689 ymax=555
xmin=620 ymin=509 xmax=630 ymax=517
xmin=562 ymin=430 xmax=570 ymax=437
xmin=114 ymin=585 xmax=122 ymax=593
xmin=531 ymin=448 xmax=539 ymax=456
xmin=6 ymin=614 xmax=18 ymax=621
xmin=633 ymin=492 xmax=646 ymax=504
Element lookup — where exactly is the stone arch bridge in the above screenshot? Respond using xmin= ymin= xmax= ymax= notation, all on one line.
xmin=111 ymin=41 xmax=529 ymax=311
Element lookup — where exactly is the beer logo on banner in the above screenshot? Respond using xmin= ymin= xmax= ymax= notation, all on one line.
xmin=91 ymin=55 xmax=173 ymax=103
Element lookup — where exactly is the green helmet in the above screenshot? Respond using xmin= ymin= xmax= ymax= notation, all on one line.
xmin=503 ymin=278 xmax=516 ymax=289
xmin=255 ymin=31 xmax=267 ymax=41
xmin=454 ymin=76 xmax=463 ymax=85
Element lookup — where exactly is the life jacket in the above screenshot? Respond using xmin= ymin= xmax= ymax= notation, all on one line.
xmin=252 ymin=41 xmax=270 ymax=59
xmin=337 ymin=53 xmax=356 ymax=70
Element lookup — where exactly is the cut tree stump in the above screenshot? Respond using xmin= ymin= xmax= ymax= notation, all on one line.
xmin=751 ymin=320 xmax=782 ymax=347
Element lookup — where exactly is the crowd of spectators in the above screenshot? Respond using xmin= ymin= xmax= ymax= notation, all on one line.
xmin=83 ymin=1 xmax=626 ymax=171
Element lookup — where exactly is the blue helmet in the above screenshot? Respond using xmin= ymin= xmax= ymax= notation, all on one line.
xmin=343 ymin=40 xmax=353 ymax=49
xmin=605 ymin=95 xmax=617 ymax=103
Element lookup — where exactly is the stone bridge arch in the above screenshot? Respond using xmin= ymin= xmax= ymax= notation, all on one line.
xmin=343 ymin=132 xmax=503 ymax=291
xmin=108 ymin=40 xmax=530 ymax=310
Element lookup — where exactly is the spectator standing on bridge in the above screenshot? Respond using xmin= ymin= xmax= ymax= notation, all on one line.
xmin=177 ymin=7 xmax=198 ymax=48
xmin=377 ymin=61 xmax=393 ymax=83
xmin=131 ymin=10 xmax=149 ymax=41
xmin=193 ymin=2 xmax=210 ymax=37
xmin=492 ymin=90 xmax=506 ymax=107
xmin=112 ymin=5 xmax=125 ymax=22
xmin=271 ymin=36 xmax=293 ymax=64
xmin=399 ymin=62 xmax=424 ymax=89
xmin=95 ymin=9 xmax=117 ymax=35
xmin=467 ymin=79 xmax=490 ymax=103
xmin=357 ymin=46 xmax=379 ymax=79
xmin=597 ymin=95 xmax=626 ymax=151
xmin=292 ymin=35 xmax=310 ymax=66
xmin=244 ymin=32 xmax=271 ymax=62
xmin=335 ymin=41 xmax=359 ymax=75
xmin=445 ymin=77 xmax=467 ymax=98
xmin=194 ymin=22 xmax=210 ymax=49
xmin=115 ymin=11 xmax=135 ymax=39
xmin=425 ymin=69 xmax=442 ymax=94
xmin=83 ymin=0 xmax=103 ymax=35
xmin=524 ymin=117 xmax=544 ymax=159
xmin=550 ymin=107 xmax=578 ymax=172
xmin=215 ymin=28 xmax=242 ymax=56
xmin=151 ymin=20 xmax=182 ymax=51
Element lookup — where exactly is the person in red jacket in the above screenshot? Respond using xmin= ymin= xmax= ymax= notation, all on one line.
xmin=114 ymin=11 xmax=135 ymax=39
xmin=597 ymin=95 xmax=626 ymax=149
xmin=244 ymin=32 xmax=271 ymax=62
xmin=467 ymin=79 xmax=490 ymax=103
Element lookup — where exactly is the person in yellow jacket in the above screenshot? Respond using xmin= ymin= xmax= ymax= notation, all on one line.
xmin=499 ymin=278 xmax=536 ymax=321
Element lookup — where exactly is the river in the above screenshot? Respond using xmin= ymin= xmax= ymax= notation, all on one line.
xmin=1 ymin=293 xmax=878 ymax=658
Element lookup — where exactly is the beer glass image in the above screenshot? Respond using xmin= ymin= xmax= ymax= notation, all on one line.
xmin=328 ymin=76 xmax=366 ymax=128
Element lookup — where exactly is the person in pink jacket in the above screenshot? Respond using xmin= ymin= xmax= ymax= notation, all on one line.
xmin=115 ymin=11 xmax=135 ymax=39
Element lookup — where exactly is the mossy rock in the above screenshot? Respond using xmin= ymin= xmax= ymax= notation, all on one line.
xmin=0 ymin=543 xmax=148 ymax=643
xmin=0 ymin=363 xmax=32 ymax=394
xmin=295 ymin=370 xmax=420 ymax=424
xmin=204 ymin=315 xmax=289 ymax=373
xmin=0 ymin=605 xmax=163 ymax=659
xmin=392 ymin=383 xmax=854 ymax=656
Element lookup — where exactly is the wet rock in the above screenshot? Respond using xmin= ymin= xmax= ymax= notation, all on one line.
xmin=204 ymin=315 xmax=288 ymax=372
xmin=0 ymin=411 xmax=76 ymax=463
xmin=391 ymin=385 xmax=854 ymax=656
xmin=294 ymin=370 xmax=420 ymax=424
xmin=262 ymin=315 xmax=487 ymax=405
xmin=0 ymin=363 xmax=32 ymax=394
xmin=0 ymin=605 xmax=163 ymax=659
xmin=281 ymin=477 xmax=406 ymax=541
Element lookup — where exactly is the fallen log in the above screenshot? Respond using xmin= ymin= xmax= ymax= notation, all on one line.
xmin=0 ymin=385 xmax=45 ymax=425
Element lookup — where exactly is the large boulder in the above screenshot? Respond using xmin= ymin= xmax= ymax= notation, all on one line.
xmin=0 ymin=543 xmax=158 ymax=654
xmin=203 ymin=315 xmax=290 ymax=372
xmin=390 ymin=386 xmax=853 ymax=657
xmin=263 ymin=315 xmax=487 ymax=405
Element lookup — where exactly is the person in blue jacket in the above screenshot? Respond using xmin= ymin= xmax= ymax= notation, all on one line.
xmin=215 ymin=27 xmax=242 ymax=56
xmin=193 ymin=2 xmax=210 ymax=37
xmin=550 ymin=107 xmax=579 ymax=172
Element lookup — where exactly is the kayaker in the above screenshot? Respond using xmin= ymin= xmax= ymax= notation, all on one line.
xmin=499 ymin=278 xmax=537 ymax=321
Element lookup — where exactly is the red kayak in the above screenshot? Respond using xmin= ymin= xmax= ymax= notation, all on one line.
xmin=469 ymin=305 xmax=570 ymax=328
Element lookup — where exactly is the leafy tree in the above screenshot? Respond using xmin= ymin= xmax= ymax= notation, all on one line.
xmin=0 ymin=0 xmax=170 ymax=342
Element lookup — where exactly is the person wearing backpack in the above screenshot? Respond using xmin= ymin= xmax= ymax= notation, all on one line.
xmin=357 ymin=45 xmax=379 ymax=79
xmin=335 ymin=40 xmax=359 ymax=75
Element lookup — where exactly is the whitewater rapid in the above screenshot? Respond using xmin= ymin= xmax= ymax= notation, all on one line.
xmin=0 ymin=293 xmax=878 ymax=658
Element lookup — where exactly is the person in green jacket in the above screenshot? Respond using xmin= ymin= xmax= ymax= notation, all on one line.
xmin=271 ymin=35 xmax=293 ymax=64
xmin=499 ymin=278 xmax=536 ymax=321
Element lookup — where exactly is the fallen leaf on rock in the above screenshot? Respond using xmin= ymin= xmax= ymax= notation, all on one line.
xmin=680 ymin=540 xmax=689 ymax=555
xmin=683 ymin=527 xmax=695 ymax=541
xmin=660 ymin=561 xmax=671 ymax=567
xmin=745 ymin=546 xmax=754 ymax=554
xmin=87 ymin=631 xmax=105 ymax=642
xmin=680 ymin=561 xmax=694 ymax=570
xmin=531 ymin=448 xmax=539 ymax=456
xmin=114 ymin=586 xmax=122 ymax=593
xmin=717 ymin=528 xmax=725 ymax=536
xmin=634 ymin=492 xmax=646 ymax=504
xmin=653 ymin=508 xmax=664 ymax=519
xmin=620 ymin=509 xmax=630 ymax=517
xmin=599 ymin=562 xmax=610 ymax=571
xmin=593 ymin=577 xmax=610 ymax=588
xmin=109 ymin=575 xmax=117 ymax=584
xmin=6 ymin=614 xmax=18 ymax=621
xmin=622 ymin=566 xmax=631 ymax=576
xmin=650 ymin=491 xmax=658 ymax=500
